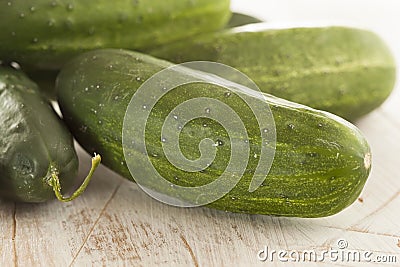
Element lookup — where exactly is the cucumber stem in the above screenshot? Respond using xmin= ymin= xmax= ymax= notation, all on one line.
xmin=49 ymin=154 xmax=101 ymax=202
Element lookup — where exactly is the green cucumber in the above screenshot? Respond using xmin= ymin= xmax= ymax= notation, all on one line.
xmin=0 ymin=66 xmax=100 ymax=202
xmin=57 ymin=49 xmax=371 ymax=217
xmin=0 ymin=0 xmax=230 ymax=71
xmin=226 ymin=12 xmax=263 ymax=28
xmin=149 ymin=24 xmax=396 ymax=121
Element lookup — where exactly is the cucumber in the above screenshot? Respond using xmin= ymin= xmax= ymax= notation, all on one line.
xmin=57 ymin=49 xmax=371 ymax=217
xmin=0 ymin=66 xmax=77 ymax=202
xmin=21 ymin=10 xmax=261 ymax=101
xmin=149 ymin=24 xmax=396 ymax=121
xmin=0 ymin=66 xmax=100 ymax=202
xmin=0 ymin=0 xmax=230 ymax=71
xmin=226 ymin=12 xmax=263 ymax=28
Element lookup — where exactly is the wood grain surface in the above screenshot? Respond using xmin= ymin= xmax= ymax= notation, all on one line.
xmin=2 ymin=2 xmax=400 ymax=266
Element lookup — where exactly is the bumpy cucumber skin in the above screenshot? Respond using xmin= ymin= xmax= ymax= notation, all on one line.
xmin=226 ymin=12 xmax=263 ymax=28
xmin=57 ymin=49 xmax=371 ymax=217
xmin=0 ymin=67 xmax=78 ymax=202
xmin=0 ymin=0 xmax=230 ymax=70
xmin=150 ymin=25 xmax=396 ymax=121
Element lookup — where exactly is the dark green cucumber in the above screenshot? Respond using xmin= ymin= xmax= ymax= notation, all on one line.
xmin=57 ymin=49 xmax=371 ymax=217
xmin=149 ymin=24 xmax=396 ymax=121
xmin=0 ymin=66 xmax=100 ymax=202
xmin=0 ymin=0 xmax=230 ymax=71
xmin=0 ymin=66 xmax=79 ymax=202
xmin=226 ymin=12 xmax=263 ymax=28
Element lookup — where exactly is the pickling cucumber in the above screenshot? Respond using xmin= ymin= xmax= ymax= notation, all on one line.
xmin=0 ymin=0 xmax=230 ymax=70
xmin=149 ymin=24 xmax=396 ymax=121
xmin=57 ymin=49 xmax=371 ymax=217
xmin=0 ymin=66 xmax=100 ymax=202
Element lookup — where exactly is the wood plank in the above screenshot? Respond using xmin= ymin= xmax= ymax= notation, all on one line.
xmin=69 ymin=185 xmax=400 ymax=266
xmin=0 ymin=200 xmax=16 ymax=267
xmin=381 ymin=85 xmax=400 ymax=125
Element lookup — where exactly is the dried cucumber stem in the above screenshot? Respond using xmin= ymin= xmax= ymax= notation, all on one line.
xmin=49 ymin=154 xmax=101 ymax=202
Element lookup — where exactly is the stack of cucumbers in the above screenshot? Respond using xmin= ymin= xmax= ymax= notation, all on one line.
xmin=0 ymin=0 xmax=395 ymax=218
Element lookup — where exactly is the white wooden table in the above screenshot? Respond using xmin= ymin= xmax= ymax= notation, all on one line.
xmin=2 ymin=1 xmax=400 ymax=266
